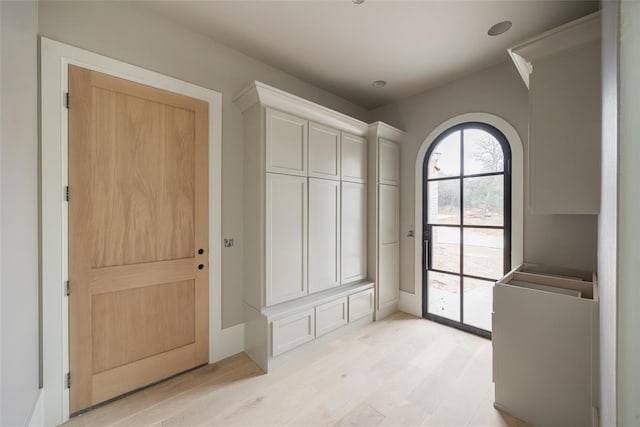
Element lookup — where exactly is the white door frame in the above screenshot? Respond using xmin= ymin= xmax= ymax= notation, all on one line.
xmin=40 ymin=37 xmax=236 ymax=426
xmin=400 ymin=113 xmax=524 ymax=316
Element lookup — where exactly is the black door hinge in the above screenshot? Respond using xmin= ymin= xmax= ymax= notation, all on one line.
xmin=65 ymin=372 xmax=71 ymax=389
xmin=65 ymin=92 xmax=70 ymax=109
xmin=65 ymin=186 xmax=70 ymax=202
xmin=65 ymin=281 xmax=70 ymax=297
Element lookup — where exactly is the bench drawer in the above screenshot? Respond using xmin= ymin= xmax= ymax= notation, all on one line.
xmin=348 ymin=288 xmax=374 ymax=322
xmin=271 ymin=309 xmax=315 ymax=356
xmin=315 ymin=297 xmax=348 ymax=337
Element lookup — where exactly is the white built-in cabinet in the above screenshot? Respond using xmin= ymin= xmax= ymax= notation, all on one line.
xmin=509 ymin=11 xmax=601 ymax=214
xmin=308 ymin=122 xmax=340 ymax=180
xmin=265 ymin=173 xmax=307 ymax=305
xmin=341 ymin=133 xmax=367 ymax=183
xmin=308 ymin=178 xmax=340 ymax=293
xmin=368 ymin=124 xmax=404 ymax=320
xmin=235 ymin=81 xmax=397 ymax=372
xmin=341 ymin=181 xmax=367 ymax=284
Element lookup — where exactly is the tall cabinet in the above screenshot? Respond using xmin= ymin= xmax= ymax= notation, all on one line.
xmin=235 ymin=82 xmax=377 ymax=372
xmin=368 ymin=123 xmax=404 ymax=320
xmin=508 ymin=11 xmax=601 ymax=214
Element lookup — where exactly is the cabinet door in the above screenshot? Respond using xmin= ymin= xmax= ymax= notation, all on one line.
xmin=529 ymin=43 xmax=600 ymax=214
xmin=378 ymin=184 xmax=400 ymax=308
xmin=266 ymin=173 xmax=308 ymax=305
xmin=308 ymin=178 xmax=341 ymax=294
xmin=266 ymin=108 xmax=308 ymax=176
xmin=341 ymin=182 xmax=367 ymax=283
xmin=271 ymin=309 xmax=315 ymax=356
xmin=379 ymin=138 xmax=400 ymax=186
xmin=348 ymin=288 xmax=374 ymax=322
xmin=341 ymin=132 xmax=367 ymax=183
xmin=309 ymin=122 xmax=340 ymax=180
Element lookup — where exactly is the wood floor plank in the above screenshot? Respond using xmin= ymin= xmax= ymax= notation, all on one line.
xmin=64 ymin=313 xmax=530 ymax=427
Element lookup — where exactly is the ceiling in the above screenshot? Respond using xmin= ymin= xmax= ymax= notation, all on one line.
xmin=140 ymin=0 xmax=599 ymax=109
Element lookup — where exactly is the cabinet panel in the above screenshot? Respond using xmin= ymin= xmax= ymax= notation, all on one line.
xmin=266 ymin=174 xmax=308 ymax=305
xmin=315 ymin=297 xmax=348 ymax=337
xmin=308 ymin=178 xmax=341 ymax=294
xmin=379 ymin=184 xmax=400 ymax=244
xmin=266 ymin=108 xmax=308 ymax=176
xmin=309 ymin=122 xmax=340 ymax=180
xmin=348 ymin=289 xmax=374 ymax=322
xmin=379 ymin=244 xmax=400 ymax=308
xmin=341 ymin=132 xmax=367 ymax=183
xmin=528 ymin=42 xmax=601 ymax=214
xmin=341 ymin=182 xmax=367 ymax=284
xmin=378 ymin=184 xmax=400 ymax=308
xmin=379 ymin=138 xmax=400 ymax=186
xmin=271 ymin=309 xmax=315 ymax=356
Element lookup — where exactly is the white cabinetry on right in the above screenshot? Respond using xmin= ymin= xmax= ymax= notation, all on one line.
xmin=509 ymin=11 xmax=601 ymax=214
xmin=368 ymin=124 xmax=405 ymax=320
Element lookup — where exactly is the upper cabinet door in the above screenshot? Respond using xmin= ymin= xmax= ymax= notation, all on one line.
xmin=308 ymin=178 xmax=341 ymax=294
xmin=266 ymin=173 xmax=308 ymax=306
xmin=379 ymin=138 xmax=400 ymax=186
xmin=309 ymin=122 xmax=340 ymax=181
xmin=266 ymin=108 xmax=308 ymax=176
xmin=341 ymin=132 xmax=367 ymax=183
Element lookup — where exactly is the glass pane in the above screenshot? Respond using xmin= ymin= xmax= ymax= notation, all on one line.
xmin=463 ymin=277 xmax=494 ymax=331
xmin=463 ymin=128 xmax=504 ymax=175
xmin=427 ymin=131 xmax=460 ymax=179
xmin=463 ymin=175 xmax=504 ymax=226
xmin=463 ymin=228 xmax=504 ymax=279
xmin=428 ymin=271 xmax=460 ymax=322
xmin=431 ymin=226 xmax=460 ymax=273
xmin=427 ymin=179 xmax=460 ymax=225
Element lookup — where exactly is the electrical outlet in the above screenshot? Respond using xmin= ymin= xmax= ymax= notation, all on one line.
xmin=224 ymin=238 xmax=234 ymax=248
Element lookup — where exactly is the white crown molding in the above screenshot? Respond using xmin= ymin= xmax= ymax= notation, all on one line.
xmin=234 ymin=81 xmax=370 ymax=136
xmin=508 ymin=11 xmax=601 ymax=89
xmin=368 ymin=121 xmax=406 ymax=143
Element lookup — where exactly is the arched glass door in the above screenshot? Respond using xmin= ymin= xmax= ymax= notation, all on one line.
xmin=422 ymin=123 xmax=511 ymax=338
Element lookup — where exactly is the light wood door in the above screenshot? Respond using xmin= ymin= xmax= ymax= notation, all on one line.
xmin=378 ymin=184 xmax=400 ymax=309
xmin=265 ymin=173 xmax=308 ymax=305
xmin=308 ymin=122 xmax=340 ymax=180
xmin=308 ymin=178 xmax=341 ymax=294
xmin=341 ymin=132 xmax=367 ymax=183
xmin=266 ymin=108 xmax=308 ymax=176
xmin=379 ymin=138 xmax=400 ymax=186
xmin=68 ymin=65 xmax=209 ymax=413
xmin=341 ymin=182 xmax=367 ymax=283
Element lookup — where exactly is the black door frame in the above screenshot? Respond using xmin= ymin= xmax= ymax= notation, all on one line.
xmin=421 ymin=122 xmax=512 ymax=339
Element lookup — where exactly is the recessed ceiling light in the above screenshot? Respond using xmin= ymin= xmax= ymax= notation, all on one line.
xmin=488 ymin=20 xmax=512 ymax=36
xmin=352 ymin=0 xmax=365 ymax=4
xmin=372 ymin=80 xmax=387 ymax=88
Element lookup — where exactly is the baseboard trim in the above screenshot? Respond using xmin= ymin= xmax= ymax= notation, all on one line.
xmin=398 ymin=290 xmax=421 ymax=317
xmin=27 ymin=389 xmax=44 ymax=427
xmin=213 ymin=322 xmax=245 ymax=363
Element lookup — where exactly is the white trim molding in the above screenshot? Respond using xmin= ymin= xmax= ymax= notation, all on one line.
xmin=508 ymin=11 xmax=601 ymax=89
xmin=400 ymin=112 xmax=524 ymax=317
xmin=40 ymin=37 xmax=230 ymax=426
xmin=234 ymin=81 xmax=369 ymax=137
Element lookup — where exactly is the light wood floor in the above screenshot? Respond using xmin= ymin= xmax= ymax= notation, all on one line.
xmin=65 ymin=312 xmax=529 ymax=427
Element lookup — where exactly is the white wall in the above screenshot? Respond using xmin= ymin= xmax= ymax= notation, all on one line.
xmin=369 ymin=61 xmax=598 ymax=294
xmin=617 ymin=1 xmax=640 ymax=424
xmin=599 ymin=1 xmax=618 ymax=425
xmin=37 ymin=0 xmax=369 ymax=328
xmin=0 ymin=1 xmax=40 ymax=426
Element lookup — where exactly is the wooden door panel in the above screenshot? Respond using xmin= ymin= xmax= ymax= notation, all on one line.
xmin=92 ymin=280 xmax=196 ymax=373
xmin=68 ymin=65 xmax=209 ymax=413
xmin=91 ymin=88 xmax=195 ymax=268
